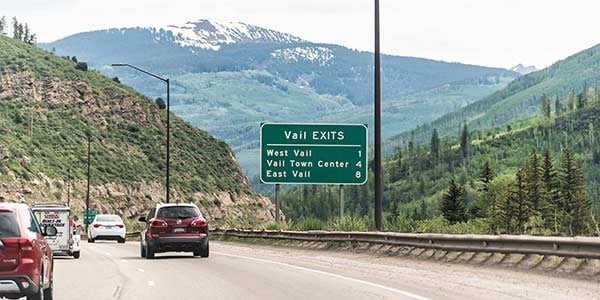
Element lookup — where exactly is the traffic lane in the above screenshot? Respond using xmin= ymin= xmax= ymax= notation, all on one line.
xmin=208 ymin=241 xmax=600 ymax=300
xmin=53 ymin=241 xmax=424 ymax=300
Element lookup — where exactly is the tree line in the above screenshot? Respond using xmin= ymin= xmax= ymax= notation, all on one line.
xmin=0 ymin=16 xmax=36 ymax=44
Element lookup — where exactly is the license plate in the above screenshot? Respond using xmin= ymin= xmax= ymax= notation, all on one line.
xmin=173 ymin=228 xmax=185 ymax=233
xmin=105 ymin=226 xmax=113 ymax=229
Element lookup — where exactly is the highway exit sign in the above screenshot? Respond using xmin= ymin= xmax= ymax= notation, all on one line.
xmin=260 ymin=123 xmax=368 ymax=185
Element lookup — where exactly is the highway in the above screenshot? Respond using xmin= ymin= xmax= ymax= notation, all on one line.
xmin=47 ymin=240 xmax=600 ymax=300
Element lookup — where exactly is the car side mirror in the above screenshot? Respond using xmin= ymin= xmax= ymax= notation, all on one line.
xmin=43 ymin=225 xmax=58 ymax=237
xmin=138 ymin=216 xmax=147 ymax=223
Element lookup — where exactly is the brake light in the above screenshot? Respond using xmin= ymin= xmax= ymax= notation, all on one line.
xmin=1 ymin=238 xmax=33 ymax=251
xmin=116 ymin=224 xmax=124 ymax=228
xmin=191 ymin=218 xmax=208 ymax=228
xmin=150 ymin=219 xmax=168 ymax=228
xmin=93 ymin=223 xmax=102 ymax=228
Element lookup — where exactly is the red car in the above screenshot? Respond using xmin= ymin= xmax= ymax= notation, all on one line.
xmin=0 ymin=203 xmax=57 ymax=300
xmin=139 ymin=203 xmax=209 ymax=259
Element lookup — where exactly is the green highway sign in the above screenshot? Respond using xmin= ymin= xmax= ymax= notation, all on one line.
xmin=83 ymin=210 xmax=98 ymax=225
xmin=260 ymin=123 xmax=368 ymax=185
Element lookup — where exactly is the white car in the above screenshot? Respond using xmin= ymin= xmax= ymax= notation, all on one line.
xmin=88 ymin=214 xmax=126 ymax=243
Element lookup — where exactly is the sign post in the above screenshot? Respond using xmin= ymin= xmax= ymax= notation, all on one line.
xmin=260 ymin=123 xmax=368 ymax=185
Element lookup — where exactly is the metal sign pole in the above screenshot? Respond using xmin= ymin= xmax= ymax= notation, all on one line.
xmin=275 ymin=184 xmax=281 ymax=223
xmin=339 ymin=185 xmax=344 ymax=219
xmin=374 ymin=0 xmax=383 ymax=231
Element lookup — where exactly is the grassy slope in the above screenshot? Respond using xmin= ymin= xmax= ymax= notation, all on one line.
xmin=0 ymin=36 xmax=252 ymax=197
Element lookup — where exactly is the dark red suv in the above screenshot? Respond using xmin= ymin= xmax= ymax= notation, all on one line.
xmin=139 ymin=203 xmax=209 ymax=259
xmin=0 ymin=203 xmax=57 ymax=300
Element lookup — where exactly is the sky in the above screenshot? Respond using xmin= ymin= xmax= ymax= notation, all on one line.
xmin=3 ymin=0 xmax=600 ymax=69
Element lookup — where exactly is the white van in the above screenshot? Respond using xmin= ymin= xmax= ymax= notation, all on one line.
xmin=32 ymin=204 xmax=81 ymax=259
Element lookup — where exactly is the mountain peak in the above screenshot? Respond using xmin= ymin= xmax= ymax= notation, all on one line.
xmin=162 ymin=19 xmax=305 ymax=50
xmin=509 ymin=64 xmax=538 ymax=75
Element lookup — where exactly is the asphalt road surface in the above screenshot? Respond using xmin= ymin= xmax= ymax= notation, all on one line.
xmin=40 ymin=241 xmax=600 ymax=300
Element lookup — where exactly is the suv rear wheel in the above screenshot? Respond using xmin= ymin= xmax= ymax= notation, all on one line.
xmin=194 ymin=240 xmax=209 ymax=258
xmin=140 ymin=241 xmax=146 ymax=258
xmin=27 ymin=268 xmax=44 ymax=300
xmin=146 ymin=244 xmax=155 ymax=259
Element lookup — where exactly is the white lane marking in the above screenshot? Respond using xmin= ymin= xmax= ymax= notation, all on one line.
xmin=137 ymin=268 xmax=145 ymax=273
xmin=148 ymin=281 xmax=155 ymax=287
xmin=121 ymin=259 xmax=129 ymax=263
xmin=105 ymin=252 xmax=112 ymax=256
xmin=213 ymin=251 xmax=431 ymax=300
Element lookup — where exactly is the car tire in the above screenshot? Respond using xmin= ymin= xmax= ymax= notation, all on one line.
xmin=73 ymin=252 xmax=80 ymax=259
xmin=27 ymin=268 xmax=44 ymax=300
xmin=88 ymin=238 xmax=95 ymax=243
xmin=146 ymin=244 xmax=155 ymax=259
xmin=118 ymin=237 xmax=126 ymax=244
xmin=140 ymin=242 xmax=146 ymax=258
xmin=199 ymin=240 xmax=209 ymax=258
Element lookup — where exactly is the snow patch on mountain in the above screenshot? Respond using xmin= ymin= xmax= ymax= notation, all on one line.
xmin=271 ymin=47 xmax=334 ymax=66
xmin=510 ymin=64 xmax=538 ymax=75
xmin=161 ymin=19 xmax=305 ymax=50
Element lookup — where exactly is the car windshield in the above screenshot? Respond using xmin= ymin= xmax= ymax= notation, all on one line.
xmin=0 ymin=212 xmax=20 ymax=237
xmin=95 ymin=215 xmax=122 ymax=222
xmin=157 ymin=206 xmax=200 ymax=219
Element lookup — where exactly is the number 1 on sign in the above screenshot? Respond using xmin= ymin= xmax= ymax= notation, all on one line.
xmin=358 ymin=150 xmax=362 ymax=157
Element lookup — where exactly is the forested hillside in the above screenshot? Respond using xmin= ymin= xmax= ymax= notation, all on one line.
xmin=280 ymin=86 xmax=600 ymax=236
xmin=386 ymin=42 xmax=600 ymax=152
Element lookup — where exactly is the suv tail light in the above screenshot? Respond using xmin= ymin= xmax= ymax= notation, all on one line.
xmin=150 ymin=219 xmax=168 ymax=228
xmin=190 ymin=218 xmax=207 ymax=228
xmin=92 ymin=223 xmax=102 ymax=228
xmin=2 ymin=238 xmax=33 ymax=251
xmin=116 ymin=224 xmax=124 ymax=228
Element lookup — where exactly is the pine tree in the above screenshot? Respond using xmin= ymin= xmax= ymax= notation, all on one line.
xmin=12 ymin=17 xmax=19 ymax=40
xmin=541 ymin=149 xmax=560 ymax=232
xmin=0 ymin=16 xmax=6 ymax=35
xmin=460 ymin=123 xmax=470 ymax=166
xmin=489 ymin=181 xmax=515 ymax=234
xmin=430 ymin=128 xmax=440 ymax=163
xmin=540 ymin=95 xmax=551 ymax=118
xmin=523 ymin=149 xmax=544 ymax=214
xmin=558 ymin=148 xmax=592 ymax=235
xmin=512 ymin=169 xmax=530 ymax=233
xmin=441 ymin=179 xmax=466 ymax=224
xmin=479 ymin=160 xmax=496 ymax=189
xmin=23 ymin=23 xmax=30 ymax=43
xmin=554 ymin=96 xmax=562 ymax=117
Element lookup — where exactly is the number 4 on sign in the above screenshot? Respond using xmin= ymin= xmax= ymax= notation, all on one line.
xmin=356 ymin=161 xmax=362 ymax=167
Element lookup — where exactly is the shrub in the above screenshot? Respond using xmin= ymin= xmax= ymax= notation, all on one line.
xmin=75 ymin=62 xmax=88 ymax=71
xmin=292 ymin=217 xmax=327 ymax=231
xmin=332 ymin=216 xmax=369 ymax=231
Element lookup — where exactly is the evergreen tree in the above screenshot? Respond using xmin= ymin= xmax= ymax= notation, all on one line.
xmin=541 ymin=149 xmax=560 ymax=232
xmin=489 ymin=181 xmax=515 ymax=234
xmin=460 ymin=123 xmax=470 ymax=166
xmin=554 ymin=96 xmax=562 ymax=117
xmin=0 ymin=16 xmax=6 ymax=35
xmin=430 ymin=128 xmax=440 ymax=163
xmin=155 ymin=97 xmax=166 ymax=110
xmin=523 ymin=149 xmax=543 ymax=214
xmin=540 ymin=95 xmax=551 ymax=118
xmin=23 ymin=23 xmax=30 ymax=43
xmin=12 ymin=17 xmax=19 ymax=40
xmin=558 ymin=148 xmax=592 ymax=235
xmin=512 ymin=169 xmax=530 ymax=233
xmin=479 ymin=160 xmax=496 ymax=189
xmin=441 ymin=179 xmax=466 ymax=224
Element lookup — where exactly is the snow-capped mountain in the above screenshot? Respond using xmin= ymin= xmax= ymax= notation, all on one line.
xmin=162 ymin=19 xmax=305 ymax=50
xmin=510 ymin=64 xmax=538 ymax=75
xmin=271 ymin=46 xmax=335 ymax=66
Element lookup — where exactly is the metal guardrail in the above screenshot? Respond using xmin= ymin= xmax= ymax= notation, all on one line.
xmin=211 ymin=229 xmax=600 ymax=259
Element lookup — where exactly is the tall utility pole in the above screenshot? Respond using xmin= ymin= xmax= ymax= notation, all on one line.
xmin=67 ymin=169 xmax=71 ymax=207
xmin=374 ymin=0 xmax=383 ymax=231
xmin=111 ymin=63 xmax=171 ymax=203
xmin=85 ymin=135 xmax=91 ymax=232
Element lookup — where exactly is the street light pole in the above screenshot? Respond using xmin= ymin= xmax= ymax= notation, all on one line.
xmin=111 ymin=63 xmax=171 ymax=203
xmin=374 ymin=0 xmax=383 ymax=231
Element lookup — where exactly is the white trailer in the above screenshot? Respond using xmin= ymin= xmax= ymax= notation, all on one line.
xmin=32 ymin=204 xmax=81 ymax=259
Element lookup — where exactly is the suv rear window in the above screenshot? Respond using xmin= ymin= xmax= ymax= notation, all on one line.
xmin=0 ymin=212 xmax=20 ymax=237
xmin=156 ymin=206 xmax=200 ymax=219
